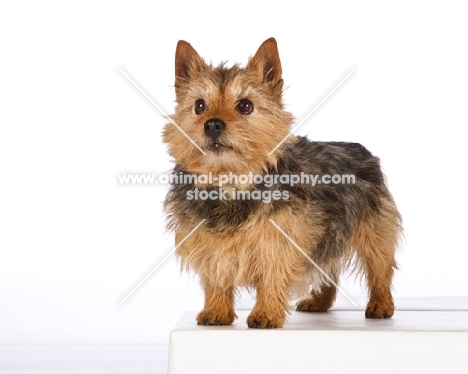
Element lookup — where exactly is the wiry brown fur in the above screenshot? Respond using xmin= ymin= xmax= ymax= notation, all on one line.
xmin=163 ymin=38 xmax=402 ymax=328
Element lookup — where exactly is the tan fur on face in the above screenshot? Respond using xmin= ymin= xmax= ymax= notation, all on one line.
xmin=163 ymin=39 xmax=295 ymax=181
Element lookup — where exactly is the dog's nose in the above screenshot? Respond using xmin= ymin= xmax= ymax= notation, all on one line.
xmin=204 ymin=118 xmax=225 ymax=141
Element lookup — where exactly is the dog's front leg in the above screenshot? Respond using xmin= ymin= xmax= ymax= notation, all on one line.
xmin=247 ymin=278 xmax=290 ymax=329
xmin=196 ymin=278 xmax=236 ymax=326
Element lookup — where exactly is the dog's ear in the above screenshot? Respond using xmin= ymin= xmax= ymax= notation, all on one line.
xmin=247 ymin=38 xmax=283 ymax=95
xmin=175 ymin=40 xmax=205 ymax=98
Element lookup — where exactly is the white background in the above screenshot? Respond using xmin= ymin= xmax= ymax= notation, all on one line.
xmin=1 ymin=0 xmax=467 ymax=345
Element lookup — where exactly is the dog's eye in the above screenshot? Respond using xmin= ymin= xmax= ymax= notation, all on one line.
xmin=195 ymin=99 xmax=206 ymax=115
xmin=236 ymin=99 xmax=254 ymax=115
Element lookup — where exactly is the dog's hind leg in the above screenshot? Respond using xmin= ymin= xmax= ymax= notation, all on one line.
xmin=352 ymin=196 xmax=401 ymax=318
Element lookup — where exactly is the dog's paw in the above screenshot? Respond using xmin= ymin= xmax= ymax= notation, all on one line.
xmin=196 ymin=310 xmax=236 ymax=326
xmin=247 ymin=312 xmax=284 ymax=329
xmin=296 ymin=298 xmax=330 ymax=312
xmin=296 ymin=286 xmax=337 ymax=313
xmin=365 ymin=301 xmax=394 ymax=319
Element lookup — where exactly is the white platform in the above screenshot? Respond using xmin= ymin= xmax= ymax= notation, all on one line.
xmin=168 ymin=298 xmax=468 ymax=374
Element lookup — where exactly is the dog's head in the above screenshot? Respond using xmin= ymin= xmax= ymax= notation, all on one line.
xmin=163 ymin=38 xmax=294 ymax=177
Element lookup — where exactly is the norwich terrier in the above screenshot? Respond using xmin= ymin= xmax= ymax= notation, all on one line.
xmin=163 ymin=38 xmax=402 ymax=328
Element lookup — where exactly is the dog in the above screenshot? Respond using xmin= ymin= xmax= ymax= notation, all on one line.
xmin=163 ymin=38 xmax=402 ymax=328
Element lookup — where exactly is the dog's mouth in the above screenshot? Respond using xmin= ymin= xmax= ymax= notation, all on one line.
xmin=207 ymin=142 xmax=230 ymax=153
